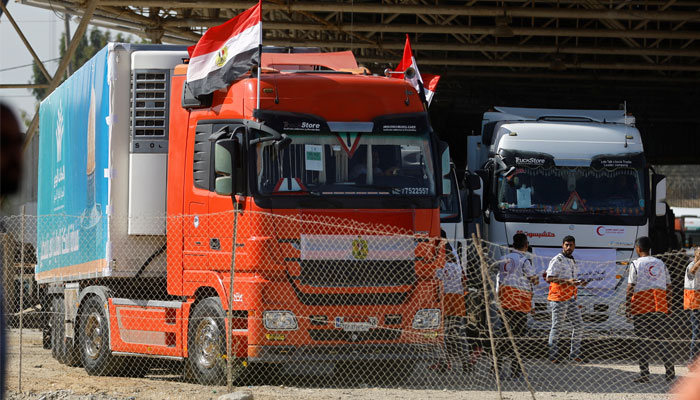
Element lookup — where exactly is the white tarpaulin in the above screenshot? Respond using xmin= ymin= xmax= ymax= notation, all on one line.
xmin=532 ymin=247 xmax=617 ymax=297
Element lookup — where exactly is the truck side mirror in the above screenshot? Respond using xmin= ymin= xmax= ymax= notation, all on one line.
xmin=652 ymin=173 xmax=667 ymax=217
xmin=464 ymin=174 xmax=481 ymax=191
xmin=214 ymin=139 xmax=238 ymax=196
xmin=475 ymin=168 xmax=490 ymax=210
xmin=439 ymin=141 xmax=451 ymax=196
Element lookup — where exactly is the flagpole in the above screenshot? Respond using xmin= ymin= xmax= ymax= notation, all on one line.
xmin=256 ymin=43 xmax=262 ymax=116
xmin=256 ymin=1 xmax=262 ymax=117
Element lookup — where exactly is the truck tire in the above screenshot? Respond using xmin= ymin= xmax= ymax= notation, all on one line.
xmin=187 ymin=297 xmax=228 ymax=385
xmin=79 ymin=296 xmax=120 ymax=375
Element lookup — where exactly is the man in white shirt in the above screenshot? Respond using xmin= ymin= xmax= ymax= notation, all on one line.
xmin=626 ymin=236 xmax=674 ymax=383
xmin=546 ymin=235 xmax=588 ymax=363
xmin=496 ymin=233 xmax=538 ymax=378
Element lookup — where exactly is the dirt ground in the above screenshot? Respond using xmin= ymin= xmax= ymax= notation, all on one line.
xmin=4 ymin=329 xmax=689 ymax=400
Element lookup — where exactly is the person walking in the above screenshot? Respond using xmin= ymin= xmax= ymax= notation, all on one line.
xmin=433 ymin=240 xmax=470 ymax=373
xmin=686 ymin=248 xmax=700 ymax=364
xmin=626 ymin=236 xmax=675 ymax=383
xmin=496 ymin=233 xmax=538 ymax=378
xmin=546 ymin=235 xmax=587 ymax=363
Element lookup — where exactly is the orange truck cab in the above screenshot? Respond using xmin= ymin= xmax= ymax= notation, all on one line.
xmin=37 ymin=44 xmax=451 ymax=384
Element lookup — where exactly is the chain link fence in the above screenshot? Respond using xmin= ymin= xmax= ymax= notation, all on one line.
xmin=1 ymin=211 xmax=699 ymax=399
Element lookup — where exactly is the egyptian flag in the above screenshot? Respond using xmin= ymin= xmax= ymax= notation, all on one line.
xmin=186 ymin=1 xmax=262 ymax=98
xmin=395 ymin=34 xmax=441 ymax=107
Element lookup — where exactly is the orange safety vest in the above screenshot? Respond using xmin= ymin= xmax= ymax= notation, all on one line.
xmin=499 ymin=286 xmax=533 ymax=313
xmin=629 ymin=257 xmax=669 ymax=315
xmin=547 ymin=253 xmax=577 ymax=302
xmin=684 ymin=262 xmax=700 ymax=310
xmin=547 ymin=282 xmax=577 ymax=302
xmin=684 ymin=289 xmax=700 ymax=310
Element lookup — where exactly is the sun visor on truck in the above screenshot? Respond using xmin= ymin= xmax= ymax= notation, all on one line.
xmin=499 ymin=149 xmax=555 ymax=168
xmin=590 ymin=152 xmax=645 ymax=169
xmin=371 ymin=113 xmax=431 ymax=134
xmin=253 ymin=109 xmax=331 ymax=134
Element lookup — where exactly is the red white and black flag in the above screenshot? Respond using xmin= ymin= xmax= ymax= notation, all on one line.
xmin=186 ymin=1 xmax=262 ymax=98
xmin=395 ymin=34 xmax=441 ymax=107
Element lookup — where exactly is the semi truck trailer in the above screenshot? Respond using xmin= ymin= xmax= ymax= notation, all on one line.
xmin=37 ymin=43 xmax=452 ymax=384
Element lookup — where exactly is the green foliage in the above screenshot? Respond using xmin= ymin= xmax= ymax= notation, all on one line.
xmin=30 ymin=28 xmax=133 ymax=101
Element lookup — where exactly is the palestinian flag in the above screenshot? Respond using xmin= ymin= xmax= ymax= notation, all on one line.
xmin=396 ymin=34 xmax=441 ymax=107
xmin=186 ymin=1 xmax=261 ymax=98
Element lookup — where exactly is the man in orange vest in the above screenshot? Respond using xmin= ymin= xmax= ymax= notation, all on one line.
xmin=626 ymin=236 xmax=675 ymax=383
xmin=546 ymin=235 xmax=588 ymax=363
xmin=685 ymin=247 xmax=700 ymax=364
xmin=433 ymin=240 xmax=470 ymax=373
xmin=496 ymin=233 xmax=538 ymax=378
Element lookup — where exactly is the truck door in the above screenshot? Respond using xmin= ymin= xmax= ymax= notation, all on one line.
xmin=208 ymin=123 xmax=246 ymax=270
xmin=183 ymin=122 xmax=211 ymax=270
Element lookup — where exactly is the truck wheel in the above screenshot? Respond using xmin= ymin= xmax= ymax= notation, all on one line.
xmin=79 ymin=296 xmax=120 ymax=375
xmin=187 ymin=297 xmax=228 ymax=385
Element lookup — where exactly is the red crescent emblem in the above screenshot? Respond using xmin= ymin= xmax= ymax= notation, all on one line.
xmin=503 ymin=259 xmax=514 ymax=273
xmin=596 ymin=226 xmax=605 ymax=236
xmin=648 ymin=265 xmax=658 ymax=277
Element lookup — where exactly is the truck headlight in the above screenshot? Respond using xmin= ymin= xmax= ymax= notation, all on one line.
xmin=412 ymin=309 xmax=441 ymax=330
xmin=263 ymin=311 xmax=298 ymax=330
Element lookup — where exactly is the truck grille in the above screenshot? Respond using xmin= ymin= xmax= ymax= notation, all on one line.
xmin=299 ymin=260 xmax=416 ymax=287
xmin=293 ymin=291 xmax=408 ymax=306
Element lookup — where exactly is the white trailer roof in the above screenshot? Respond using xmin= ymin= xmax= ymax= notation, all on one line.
xmin=496 ymin=121 xmax=643 ymax=161
xmin=488 ymin=107 xmax=634 ymax=125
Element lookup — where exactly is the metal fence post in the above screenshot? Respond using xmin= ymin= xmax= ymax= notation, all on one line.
xmin=18 ymin=205 xmax=25 ymax=392
xmin=227 ymin=203 xmax=240 ymax=392
xmin=472 ymin=227 xmax=502 ymax=400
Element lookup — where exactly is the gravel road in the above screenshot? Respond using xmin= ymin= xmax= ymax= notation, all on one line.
xmin=4 ymin=329 xmax=686 ymax=400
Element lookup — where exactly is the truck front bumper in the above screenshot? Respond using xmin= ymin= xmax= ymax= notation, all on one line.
xmin=248 ymin=343 xmax=441 ymax=363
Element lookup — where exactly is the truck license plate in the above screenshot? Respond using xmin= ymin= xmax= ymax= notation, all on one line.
xmin=334 ymin=316 xmax=378 ymax=332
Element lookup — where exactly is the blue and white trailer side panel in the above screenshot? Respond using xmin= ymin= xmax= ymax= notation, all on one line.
xmin=37 ymin=46 xmax=111 ymax=283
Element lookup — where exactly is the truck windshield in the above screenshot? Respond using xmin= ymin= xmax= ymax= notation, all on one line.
xmin=254 ymin=132 xmax=435 ymax=196
xmin=496 ymin=165 xmax=645 ymax=219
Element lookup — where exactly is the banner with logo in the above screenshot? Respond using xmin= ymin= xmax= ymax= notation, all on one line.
xmin=300 ymin=235 xmax=415 ymax=261
xmin=37 ymin=46 xmax=110 ymax=280
xmin=532 ymin=247 xmax=618 ymax=297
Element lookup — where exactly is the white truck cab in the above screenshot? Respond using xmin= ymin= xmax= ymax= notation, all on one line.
xmin=470 ymin=107 xmax=668 ymax=334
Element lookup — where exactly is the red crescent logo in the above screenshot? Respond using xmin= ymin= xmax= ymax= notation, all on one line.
xmin=503 ymin=259 xmax=514 ymax=273
xmin=596 ymin=226 xmax=605 ymax=236
xmin=648 ymin=265 xmax=658 ymax=277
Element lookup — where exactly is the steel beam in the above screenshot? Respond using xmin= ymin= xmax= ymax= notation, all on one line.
xmin=262 ymin=39 xmax=700 ymax=58
xmin=95 ymin=1 xmax=700 ymax=23
xmin=163 ymin=20 xmax=700 ymax=41
xmin=23 ymin=0 xmax=98 ymax=152
xmin=356 ymin=56 xmax=700 ymax=72
xmin=0 ymin=84 xmax=49 ymax=89
xmin=0 ymin=1 xmax=51 ymax=81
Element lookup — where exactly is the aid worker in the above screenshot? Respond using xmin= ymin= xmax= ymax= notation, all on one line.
xmin=626 ymin=236 xmax=675 ymax=383
xmin=434 ymin=240 xmax=469 ymax=373
xmin=496 ymin=233 xmax=538 ymax=378
xmin=685 ymin=247 xmax=700 ymax=364
xmin=546 ymin=235 xmax=587 ymax=363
